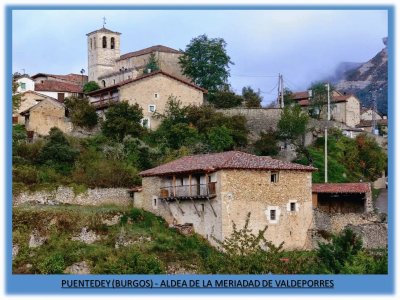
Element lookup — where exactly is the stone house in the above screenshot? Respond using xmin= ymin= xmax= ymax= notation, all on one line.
xmin=292 ymin=91 xmax=361 ymax=127
xmin=87 ymin=70 xmax=206 ymax=130
xmin=136 ymin=151 xmax=316 ymax=250
xmin=360 ymin=107 xmax=383 ymax=121
xmin=13 ymin=91 xmax=56 ymax=125
xmin=356 ymin=119 xmax=388 ymax=136
xmin=86 ymin=26 xmax=185 ymax=88
xmin=20 ymin=97 xmax=72 ymax=136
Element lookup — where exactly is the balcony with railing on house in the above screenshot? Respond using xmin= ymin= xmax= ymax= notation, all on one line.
xmin=159 ymin=182 xmax=217 ymax=201
xmin=91 ymin=96 xmax=119 ymax=109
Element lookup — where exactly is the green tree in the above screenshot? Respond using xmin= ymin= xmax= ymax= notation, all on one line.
xmin=209 ymin=88 xmax=243 ymax=108
xmin=277 ymin=104 xmax=309 ymax=148
xmin=179 ymin=34 xmax=233 ymax=94
xmin=308 ymin=82 xmax=336 ymax=119
xmin=207 ymin=126 xmax=234 ymax=152
xmin=355 ymin=134 xmax=387 ymax=181
xmin=64 ymin=97 xmax=98 ymax=129
xmin=101 ymin=101 xmax=144 ymax=142
xmin=242 ymin=86 xmax=262 ymax=108
xmin=143 ymin=53 xmax=159 ymax=74
xmin=12 ymin=79 xmax=22 ymax=113
xmin=253 ymin=129 xmax=280 ymax=156
xmin=283 ymin=88 xmax=294 ymax=106
xmin=37 ymin=127 xmax=79 ymax=174
xmin=83 ymin=81 xmax=100 ymax=93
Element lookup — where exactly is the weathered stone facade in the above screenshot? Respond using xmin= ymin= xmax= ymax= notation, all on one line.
xmin=309 ymin=209 xmax=387 ymax=249
xmin=13 ymin=187 xmax=132 ymax=206
xmin=330 ymin=95 xmax=361 ymax=128
xmin=22 ymin=98 xmax=73 ymax=136
xmin=119 ymin=73 xmax=204 ymax=129
xmin=14 ymin=91 xmax=50 ymax=125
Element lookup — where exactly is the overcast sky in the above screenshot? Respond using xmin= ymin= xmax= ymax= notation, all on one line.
xmin=12 ymin=9 xmax=388 ymax=105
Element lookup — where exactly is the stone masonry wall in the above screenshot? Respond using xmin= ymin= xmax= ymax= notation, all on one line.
xmin=309 ymin=209 xmax=387 ymax=249
xmin=219 ymin=169 xmax=314 ymax=250
xmin=13 ymin=187 xmax=132 ymax=207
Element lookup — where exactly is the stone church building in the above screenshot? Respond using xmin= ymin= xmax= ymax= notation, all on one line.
xmin=87 ymin=26 xmax=186 ymax=88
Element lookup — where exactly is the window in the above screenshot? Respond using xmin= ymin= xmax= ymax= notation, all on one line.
xmin=270 ymin=210 xmax=276 ymax=221
xmin=102 ymin=36 xmax=107 ymax=48
xmin=90 ymin=38 xmax=92 ymax=49
xmin=102 ymin=80 xmax=106 ymax=88
xmin=111 ymin=37 xmax=115 ymax=49
xmin=149 ymin=105 xmax=156 ymax=112
xmin=20 ymin=82 xmax=26 ymax=91
xmin=141 ymin=118 xmax=150 ymax=129
xmin=152 ymin=196 xmax=158 ymax=209
xmin=113 ymin=79 xmax=116 ymax=84
xmin=290 ymin=202 xmax=296 ymax=212
xmin=154 ymin=93 xmax=159 ymax=99
xmin=201 ymin=204 xmax=205 ymax=212
xmin=271 ymin=172 xmax=279 ymax=183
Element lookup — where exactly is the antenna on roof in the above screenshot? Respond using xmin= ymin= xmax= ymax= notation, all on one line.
xmin=102 ymin=17 xmax=106 ymax=28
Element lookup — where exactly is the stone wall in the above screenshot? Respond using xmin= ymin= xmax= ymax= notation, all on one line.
xmin=13 ymin=187 xmax=132 ymax=206
xmin=309 ymin=209 xmax=387 ymax=249
xmin=217 ymin=108 xmax=282 ymax=141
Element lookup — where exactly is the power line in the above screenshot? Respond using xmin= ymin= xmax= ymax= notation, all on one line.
xmin=231 ymin=74 xmax=279 ymax=78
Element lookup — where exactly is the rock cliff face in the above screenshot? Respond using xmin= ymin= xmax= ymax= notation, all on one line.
xmin=335 ymin=37 xmax=388 ymax=114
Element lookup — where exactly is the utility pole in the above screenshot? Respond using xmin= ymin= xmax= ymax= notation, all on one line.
xmin=324 ymin=83 xmax=330 ymax=183
xmin=371 ymin=89 xmax=377 ymax=135
xmin=280 ymin=74 xmax=284 ymax=108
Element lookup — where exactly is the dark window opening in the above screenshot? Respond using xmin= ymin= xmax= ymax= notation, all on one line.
xmin=111 ymin=37 xmax=115 ymax=49
xmin=271 ymin=172 xmax=279 ymax=183
xmin=153 ymin=198 xmax=157 ymax=207
xmin=102 ymin=36 xmax=107 ymax=48
xmin=102 ymin=80 xmax=106 ymax=88
xmin=290 ymin=202 xmax=296 ymax=212
xmin=270 ymin=210 xmax=276 ymax=221
xmin=201 ymin=204 xmax=205 ymax=212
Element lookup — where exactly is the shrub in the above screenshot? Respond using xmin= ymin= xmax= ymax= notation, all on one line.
xmin=64 ymin=97 xmax=98 ymax=129
xmin=83 ymin=81 xmax=100 ymax=93
xmin=316 ymin=228 xmax=363 ymax=274
xmin=37 ymin=253 xmax=66 ymax=274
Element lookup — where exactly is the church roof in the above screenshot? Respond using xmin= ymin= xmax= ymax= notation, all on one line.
xmin=140 ymin=151 xmax=316 ymax=177
xmin=86 ymin=70 xmax=207 ymax=95
xmin=86 ymin=27 xmax=121 ymax=36
xmin=118 ymin=45 xmax=182 ymax=61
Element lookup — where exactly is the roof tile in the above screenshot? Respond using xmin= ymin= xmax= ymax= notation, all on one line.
xmin=312 ymin=183 xmax=371 ymax=194
xmin=140 ymin=151 xmax=316 ymax=177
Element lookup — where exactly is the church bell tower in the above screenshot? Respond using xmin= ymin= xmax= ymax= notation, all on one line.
xmin=87 ymin=22 xmax=121 ymax=84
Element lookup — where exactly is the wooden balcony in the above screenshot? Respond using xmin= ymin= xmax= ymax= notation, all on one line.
xmin=91 ymin=96 xmax=119 ymax=109
xmin=159 ymin=182 xmax=216 ymax=201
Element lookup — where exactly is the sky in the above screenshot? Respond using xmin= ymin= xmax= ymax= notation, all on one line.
xmin=12 ymin=9 xmax=388 ymax=105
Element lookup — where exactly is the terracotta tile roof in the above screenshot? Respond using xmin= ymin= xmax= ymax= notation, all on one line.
xmin=86 ymin=70 xmax=207 ymax=95
xmin=140 ymin=151 xmax=316 ymax=177
xmin=312 ymin=183 xmax=371 ymax=194
xmin=35 ymin=80 xmax=83 ymax=93
xmin=292 ymin=91 xmax=310 ymax=100
xmin=118 ymin=45 xmax=182 ymax=61
xmin=31 ymin=73 xmax=88 ymax=84
xmin=20 ymin=97 xmax=65 ymax=116
xmin=86 ymin=27 xmax=121 ymax=36
xmin=356 ymin=119 xmax=388 ymax=128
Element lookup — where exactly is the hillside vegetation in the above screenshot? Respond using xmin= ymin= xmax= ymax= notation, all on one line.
xmin=12 ymin=205 xmax=387 ymax=274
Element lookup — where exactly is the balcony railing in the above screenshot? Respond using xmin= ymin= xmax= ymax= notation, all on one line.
xmin=91 ymin=96 xmax=119 ymax=109
xmin=159 ymin=182 xmax=216 ymax=200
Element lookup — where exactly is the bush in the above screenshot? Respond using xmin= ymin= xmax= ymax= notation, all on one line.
xmin=206 ymin=126 xmax=234 ymax=152
xmin=83 ymin=81 xmax=100 ymax=93
xmin=37 ymin=128 xmax=79 ymax=174
xmin=64 ymin=97 xmax=98 ymax=129
xmin=37 ymin=253 xmax=66 ymax=274
xmin=316 ymin=228 xmax=363 ymax=274
xmin=253 ymin=130 xmax=280 ymax=156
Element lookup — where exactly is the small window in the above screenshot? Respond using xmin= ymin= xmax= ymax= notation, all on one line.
xmin=102 ymin=36 xmax=107 ymax=48
xmin=152 ymin=196 xmax=158 ymax=209
xmin=111 ymin=37 xmax=115 ymax=49
xmin=113 ymin=79 xmax=116 ymax=84
xmin=270 ymin=210 xmax=276 ymax=221
xmin=20 ymin=82 xmax=26 ymax=90
xmin=149 ymin=105 xmax=156 ymax=112
xmin=154 ymin=93 xmax=159 ymax=99
xmin=102 ymin=80 xmax=106 ymax=88
xmin=141 ymin=118 xmax=150 ymax=129
xmin=90 ymin=38 xmax=92 ymax=49
xmin=290 ymin=202 xmax=296 ymax=212
xmin=201 ymin=204 xmax=205 ymax=212
xmin=271 ymin=172 xmax=279 ymax=183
